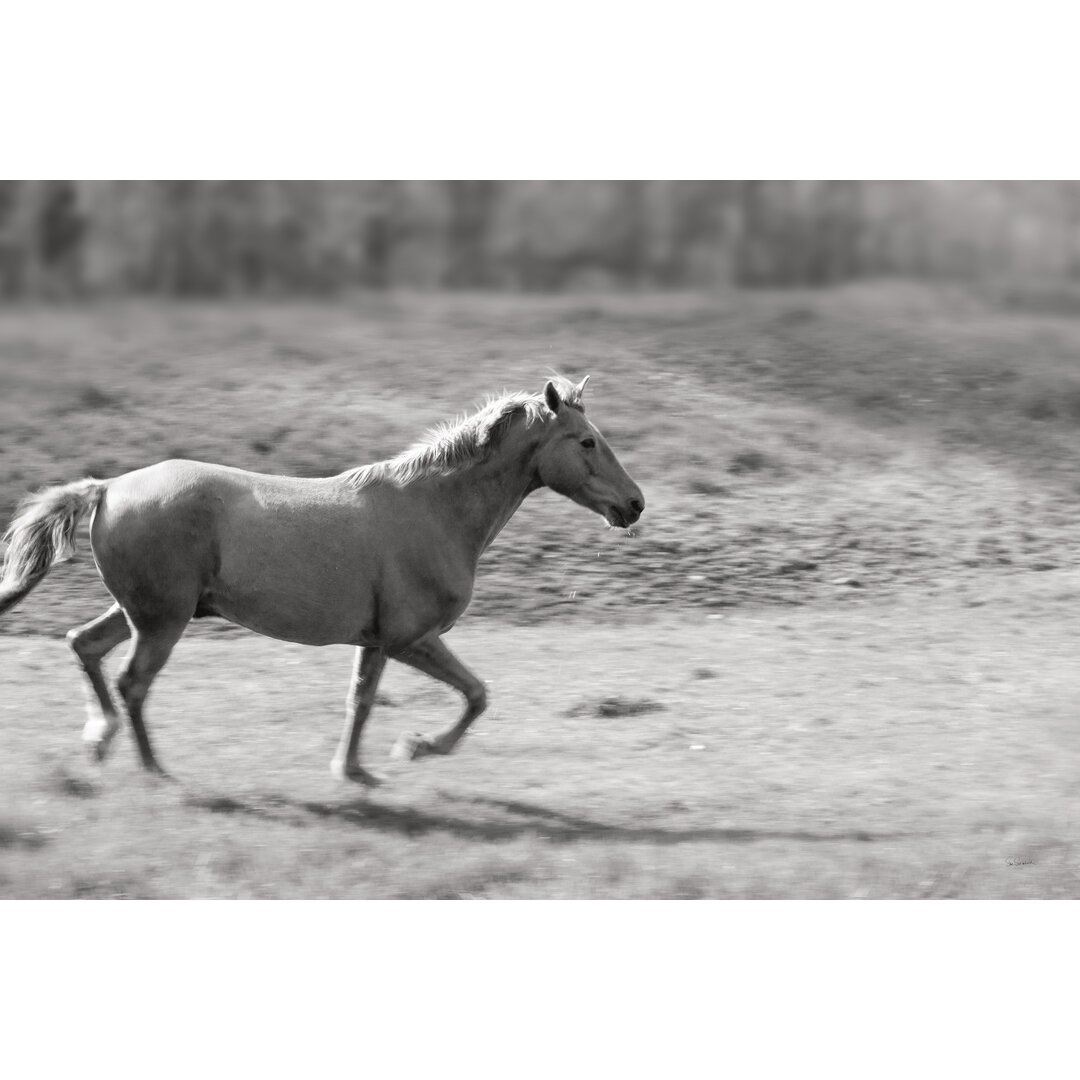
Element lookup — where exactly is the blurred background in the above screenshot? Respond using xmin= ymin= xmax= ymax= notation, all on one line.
xmin=6 ymin=180 xmax=1080 ymax=899
xmin=8 ymin=178 xmax=1080 ymax=638
xmin=4 ymin=180 xmax=1080 ymax=300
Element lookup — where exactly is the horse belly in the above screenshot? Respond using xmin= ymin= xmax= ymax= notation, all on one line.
xmin=211 ymin=527 xmax=376 ymax=646
xmin=210 ymin=586 xmax=371 ymax=646
xmin=214 ymin=558 xmax=471 ymax=650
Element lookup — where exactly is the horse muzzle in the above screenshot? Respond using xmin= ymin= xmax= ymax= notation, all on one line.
xmin=606 ymin=495 xmax=644 ymax=528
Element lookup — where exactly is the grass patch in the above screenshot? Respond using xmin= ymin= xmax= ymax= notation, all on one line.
xmin=50 ymin=382 xmax=126 ymax=415
xmin=249 ymin=425 xmax=293 ymax=455
xmin=565 ymin=695 xmax=667 ymax=718
xmin=687 ymin=476 xmax=733 ymax=497
xmin=728 ymin=449 xmax=779 ymax=475
xmin=0 ymin=822 xmax=50 ymax=850
xmin=1016 ymin=375 xmax=1080 ymax=423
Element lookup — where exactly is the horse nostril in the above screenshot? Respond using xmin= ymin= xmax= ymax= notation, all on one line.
xmin=629 ymin=498 xmax=644 ymax=516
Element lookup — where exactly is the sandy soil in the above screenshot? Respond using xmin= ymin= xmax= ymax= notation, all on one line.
xmin=2 ymin=574 xmax=1078 ymax=898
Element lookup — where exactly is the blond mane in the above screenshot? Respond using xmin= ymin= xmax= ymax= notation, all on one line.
xmin=343 ymin=377 xmax=585 ymax=489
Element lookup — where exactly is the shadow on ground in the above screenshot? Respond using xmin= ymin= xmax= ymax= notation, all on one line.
xmin=184 ymin=789 xmax=904 ymax=846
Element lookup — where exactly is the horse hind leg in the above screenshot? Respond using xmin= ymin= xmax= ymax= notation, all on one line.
xmin=67 ymin=603 xmax=131 ymax=761
xmin=389 ymin=635 xmax=488 ymax=761
xmin=116 ymin=619 xmax=188 ymax=776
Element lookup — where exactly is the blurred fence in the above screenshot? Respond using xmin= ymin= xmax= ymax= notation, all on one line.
xmin=2 ymin=180 xmax=1080 ymax=297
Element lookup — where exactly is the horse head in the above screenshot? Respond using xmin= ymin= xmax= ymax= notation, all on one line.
xmin=534 ymin=376 xmax=644 ymax=528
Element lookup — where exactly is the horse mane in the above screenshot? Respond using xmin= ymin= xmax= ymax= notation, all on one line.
xmin=343 ymin=377 xmax=585 ymax=490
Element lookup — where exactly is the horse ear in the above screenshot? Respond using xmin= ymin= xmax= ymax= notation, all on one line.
xmin=575 ymin=374 xmax=590 ymax=398
xmin=544 ymin=381 xmax=561 ymax=414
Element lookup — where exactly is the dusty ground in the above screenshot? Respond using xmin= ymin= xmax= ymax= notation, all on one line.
xmin=2 ymin=284 xmax=1080 ymax=897
xmin=2 ymin=578 xmax=1079 ymax=898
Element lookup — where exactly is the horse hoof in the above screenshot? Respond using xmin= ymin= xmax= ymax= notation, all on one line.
xmin=83 ymin=735 xmax=111 ymax=763
xmin=82 ymin=720 xmax=116 ymax=762
xmin=390 ymin=732 xmax=432 ymax=761
xmin=330 ymin=759 xmax=385 ymax=786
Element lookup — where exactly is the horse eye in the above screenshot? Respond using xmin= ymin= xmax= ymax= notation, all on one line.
xmin=581 ymin=438 xmax=596 ymax=449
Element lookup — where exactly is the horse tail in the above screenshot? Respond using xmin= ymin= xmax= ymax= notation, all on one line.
xmin=0 ymin=478 xmax=107 ymax=617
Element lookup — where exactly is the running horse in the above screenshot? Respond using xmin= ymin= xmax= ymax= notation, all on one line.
xmin=0 ymin=377 xmax=644 ymax=782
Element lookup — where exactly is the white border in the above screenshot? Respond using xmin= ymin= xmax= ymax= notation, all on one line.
xmin=5 ymin=902 xmax=1077 ymax=1078
xmin=5 ymin=1 xmax=1080 ymax=177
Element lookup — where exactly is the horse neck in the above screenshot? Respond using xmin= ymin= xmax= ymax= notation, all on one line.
xmin=428 ymin=417 xmax=546 ymax=557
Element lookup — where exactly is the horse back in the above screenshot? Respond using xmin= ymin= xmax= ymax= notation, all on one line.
xmin=89 ymin=459 xmax=472 ymax=648
xmin=91 ymin=461 xmax=349 ymax=631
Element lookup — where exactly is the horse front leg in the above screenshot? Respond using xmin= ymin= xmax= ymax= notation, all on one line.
xmin=389 ymin=635 xmax=487 ymax=761
xmin=330 ymin=645 xmax=388 ymax=784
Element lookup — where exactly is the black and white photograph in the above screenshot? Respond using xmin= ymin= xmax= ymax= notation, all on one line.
xmin=5 ymin=180 xmax=1080 ymax=902
xmin=3 ymin=5 xmax=1077 ymax=1075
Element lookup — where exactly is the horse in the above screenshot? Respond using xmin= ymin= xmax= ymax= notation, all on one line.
xmin=0 ymin=376 xmax=644 ymax=783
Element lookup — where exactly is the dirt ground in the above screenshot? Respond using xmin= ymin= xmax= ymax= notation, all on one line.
xmin=2 ymin=576 xmax=1078 ymax=898
xmin=2 ymin=284 xmax=1080 ymax=897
